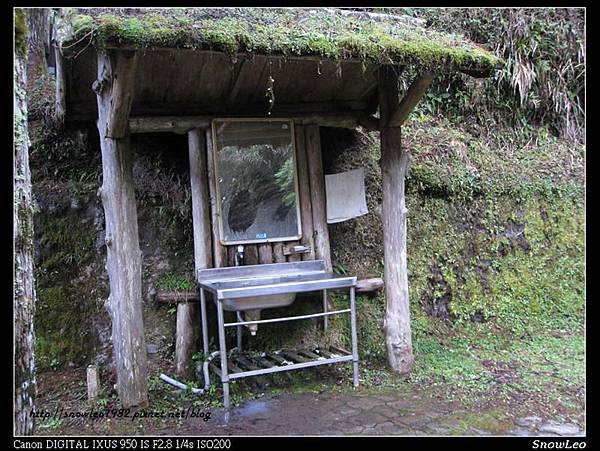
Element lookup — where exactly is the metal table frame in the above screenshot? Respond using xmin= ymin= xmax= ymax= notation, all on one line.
xmin=197 ymin=261 xmax=359 ymax=410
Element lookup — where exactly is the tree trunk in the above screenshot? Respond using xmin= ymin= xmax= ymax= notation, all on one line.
xmin=14 ymin=9 xmax=37 ymax=435
xmin=25 ymin=8 xmax=48 ymax=93
xmin=293 ymin=124 xmax=316 ymax=262
xmin=305 ymin=125 xmax=332 ymax=271
xmin=176 ymin=128 xmax=212 ymax=378
xmin=379 ymin=65 xmax=414 ymax=373
xmin=95 ymin=49 xmax=148 ymax=408
xmin=380 ymin=129 xmax=414 ymax=372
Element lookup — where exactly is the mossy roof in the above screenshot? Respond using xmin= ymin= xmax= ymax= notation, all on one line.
xmin=58 ymin=8 xmax=500 ymax=77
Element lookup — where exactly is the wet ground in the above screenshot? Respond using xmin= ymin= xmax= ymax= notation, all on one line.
xmin=162 ymin=390 xmax=585 ymax=436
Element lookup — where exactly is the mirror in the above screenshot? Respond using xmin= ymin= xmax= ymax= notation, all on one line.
xmin=212 ymin=119 xmax=301 ymax=244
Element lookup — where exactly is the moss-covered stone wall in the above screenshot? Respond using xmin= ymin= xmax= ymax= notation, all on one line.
xmin=323 ymin=117 xmax=584 ymax=360
xmin=31 ymin=126 xmax=195 ymax=370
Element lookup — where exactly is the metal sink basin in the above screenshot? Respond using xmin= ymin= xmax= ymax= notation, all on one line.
xmin=197 ymin=260 xmax=357 ymax=312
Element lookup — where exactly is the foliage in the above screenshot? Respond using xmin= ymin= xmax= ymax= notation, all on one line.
xmin=29 ymin=124 xmax=101 ymax=185
xmin=403 ymin=116 xmax=584 ymax=200
xmin=399 ymin=8 xmax=585 ymax=141
xmin=328 ymin=117 xmax=584 ymax=343
xmin=58 ymin=8 xmax=498 ymax=73
xmin=156 ymin=272 xmax=195 ymax=292
xmin=28 ymin=72 xmax=56 ymax=122
xmin=274 ymin=157 xmax=296 ymax=208
xmin=14 ymin=9 xmax=28 ymax=57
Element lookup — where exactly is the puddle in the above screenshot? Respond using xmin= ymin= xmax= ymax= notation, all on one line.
xmin=235 ymin=400 xmax=272 ymax=417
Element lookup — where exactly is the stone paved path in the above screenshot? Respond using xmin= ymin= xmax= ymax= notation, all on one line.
xmin=164 ymin=390 xmax=585 ymax=436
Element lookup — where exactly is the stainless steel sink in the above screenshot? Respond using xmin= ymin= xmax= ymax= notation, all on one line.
xmin=197 ymin=260 xmax=356 ymax=312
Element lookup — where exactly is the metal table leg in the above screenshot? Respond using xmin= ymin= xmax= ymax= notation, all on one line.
xmin=199 ymin=288 xmax=210 ymax=389
xmin=323 ymin=289 xmax=328 ymax=331
xmin=349 ymin=286 xmax=359 ymax=387
xmin=216 ymin=300 xmax=230 ymax=410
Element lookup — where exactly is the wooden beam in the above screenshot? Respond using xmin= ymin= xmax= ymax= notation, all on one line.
xmin=357 ymin=114 xmax=380 ymax=131
xmin=156 ymin=291 xmax=198 ymax=303
xmin=356 ymin=278 xmax=384 ymax=293
xmin=387 ymin=72 xmax=434 ymax=128
xmin=93 ymin=50 xmax=138 ymax=139
xmin=129 ymin=100 xmax=370 ymax=117
xmin=128 ymin=114 xmax=379 ymax=134
xmin=305 ymin=125 xmax=332 ymax=273
xmin=94 ymin=50 xmax=147 ymax=408
xmin=129 ymin=116 xmax=210 ymax=134
xmin=297 ymin=113 xmax=380 ymax=131
xmin=378 ymin=65 xmax=414 ymax=374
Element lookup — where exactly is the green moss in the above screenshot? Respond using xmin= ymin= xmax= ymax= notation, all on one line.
xmin=17 ymin=203 xmax=34 ymax=251
xmin=14 ymin=9 xmax=28 ymax=57
xmin=156 ymin=272 xmax=195 ymax=291
xmin=35 ymin=214 xmax=99 ymax=369
xmin=71 ymin=14 xmax=93 ymax=35
xmin=60 ymin=9 xmax=499 ymax=73
xmin=326 ymin=115 xmax=584 ymax=355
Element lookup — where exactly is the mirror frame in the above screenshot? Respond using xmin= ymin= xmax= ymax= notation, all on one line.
xmin=211 ymin=118 xmax=303 ymax=245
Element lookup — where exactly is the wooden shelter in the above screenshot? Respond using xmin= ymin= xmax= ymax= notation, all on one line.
xmin=55 ymin=7 xmax=499 ymax=407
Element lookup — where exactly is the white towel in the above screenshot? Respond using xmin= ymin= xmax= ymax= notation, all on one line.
xmin=325 ymin=167 xmax=369 ymax=224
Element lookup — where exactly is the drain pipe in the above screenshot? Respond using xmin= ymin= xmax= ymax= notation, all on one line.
xmin=234 ymin=245 xmax=259 ymax=336
xmin=159 ymin=373 xmax=204 ymax=394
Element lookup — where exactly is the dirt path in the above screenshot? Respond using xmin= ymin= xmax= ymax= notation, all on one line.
xmin=159 ymin=390 xmax=584 ymax=436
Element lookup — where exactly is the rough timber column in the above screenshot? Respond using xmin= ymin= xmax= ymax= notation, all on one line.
xmin=378 ymin=65 xmax=414 ymax=373
xmin=94 ymin=49 xmax=148 ymax=407
xmin=305 ymin=124 xmax=332 ymax=272
xmin=181 ymin=128 xmax=213 ymax=377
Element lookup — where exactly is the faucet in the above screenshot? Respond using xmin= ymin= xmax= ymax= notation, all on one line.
xmin=234 ymin=245 xmax=245 ymax=267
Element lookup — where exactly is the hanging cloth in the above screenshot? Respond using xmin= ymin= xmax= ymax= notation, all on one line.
xmin=325 ymin=167 xmax=369 ymax=224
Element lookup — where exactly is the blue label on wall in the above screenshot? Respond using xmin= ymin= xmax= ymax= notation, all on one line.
xmin=256 ymin=232 xmax=267 ymax=239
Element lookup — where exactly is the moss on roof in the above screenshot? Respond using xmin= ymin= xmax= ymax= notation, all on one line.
xmin=59 ymin=8 xmax=500 ymax=76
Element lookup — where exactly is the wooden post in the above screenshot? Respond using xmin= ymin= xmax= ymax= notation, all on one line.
xmin=14 ymin=15 xmax=37 ymax=432
xmin=205 ymin=128 xmax=227 ymax=267
xmin=177 ymin=128 xmax=212 ymax=378
xmin=87 ymin=365 xmax=99 ymax=404
xmin=244 ymin=245 xmax=259 ymax=265
xmin=294 ymin=124 xmax=316 ymax=261
xmin=258 ymin=243 xmax=273 ymax=264
xmin=305 ymin=125 xmax=332 ymax=271
xmin=94 ymin=49 xmax=148 ymax=407
xmin=54 ymin=45 xmax=66 ymax=125
xmin=272 ymin=242 xmax=286 ymax=263
xmin=378 ymin=65 xmax=414 ymax=373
